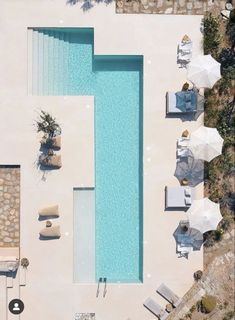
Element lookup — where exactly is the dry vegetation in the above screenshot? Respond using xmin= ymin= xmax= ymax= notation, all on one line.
xmin=172 ymin=10 xmax=235 ymax=320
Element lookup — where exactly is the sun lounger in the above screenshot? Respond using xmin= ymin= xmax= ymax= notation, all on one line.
xmin=39 ymin=225 xmax=61 ymax=238
xmin=38 ymin=205 xmax=59 ymax=218
xmin=165 ymin=186 xmax=192 ymax=209
xmin=166 ymin=91 xmax=197 ymax=114
xmin=157 ymin=284 xmax=182 ymax=308
xmin=143 ymin=298 xmax=169 ymax=320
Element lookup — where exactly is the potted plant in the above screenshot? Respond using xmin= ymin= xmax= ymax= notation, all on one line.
xmin=36 ymin=111 xmax=61 ymax=150
xmin=21 ymin=258 xmax=29 ymax=268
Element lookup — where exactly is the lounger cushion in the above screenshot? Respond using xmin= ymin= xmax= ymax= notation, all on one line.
xmin=39 ymin=205 xmax=59 ymax=217
xmin=185 ymin=197 xmax=192 ymax=205
xmin=185 ymin=93 xmax=191 ymax=102
xmin=185 ymin=102 xmax=192 ymax=110
xmin=184 ymin=188 xmax=191 ymax=197
xmin=40 ymin=226 xmax=61 ymax=238
xmin=39 ymin=155 xmax=62 ymax=168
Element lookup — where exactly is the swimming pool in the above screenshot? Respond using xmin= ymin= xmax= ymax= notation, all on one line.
xmin=31 ymin=28 xmax=143 ymax=283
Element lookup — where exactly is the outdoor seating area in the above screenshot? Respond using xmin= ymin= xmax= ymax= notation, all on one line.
xmin=38 ymin=205 xmax=61 ymax=239
xmin=174 ymin=220 xmax=204 ymax=258
xmin=144 ymin=284 xmax=182 ymax=319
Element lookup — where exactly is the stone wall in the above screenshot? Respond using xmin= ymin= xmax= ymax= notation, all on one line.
xmin=116 ymin=0 xmax=227 ymax=15
xmin=0 ymin=166 xmax=20 ymax=247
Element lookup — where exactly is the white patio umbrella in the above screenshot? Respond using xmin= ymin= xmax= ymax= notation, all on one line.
xmin=187 ymin=198 xmax=222 ymax=234
xmin=188 ymin=126 xmax=224 ymax=162
xmin=187 ymin=55 xmax=221 ymax=88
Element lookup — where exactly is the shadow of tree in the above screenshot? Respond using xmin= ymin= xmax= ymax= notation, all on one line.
xmin=66 ymin=0 xmax=113 ymax=11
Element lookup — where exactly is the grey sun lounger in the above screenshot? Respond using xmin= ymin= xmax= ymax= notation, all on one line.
xmin=143 ymin=298 xmax=169 ymax=320
xmin=165 ymin=186 xmax=192 ymax=209
xmin=157 ymin=283 xmax=182 ymax=307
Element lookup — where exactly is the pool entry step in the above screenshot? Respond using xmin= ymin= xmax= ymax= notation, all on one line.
xmin=96 ymin=278 xmax=107 ymax=298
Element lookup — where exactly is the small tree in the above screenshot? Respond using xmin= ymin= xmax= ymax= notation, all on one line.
xmin=36 ymin=110 xmax=61 ymax=138
xmin=201 ymin=295 xmax=217 ymax=313
xmin=203 ymin=13 xmax=221 ymax=58
xmin=194 ymin=270 xmax=203 ymax=281
xmin=21 ymin=258 xmax=29 ymax=268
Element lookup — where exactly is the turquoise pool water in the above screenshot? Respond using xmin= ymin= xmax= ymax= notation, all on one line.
xmin=31 ymin=28 xmax=143 ymax=283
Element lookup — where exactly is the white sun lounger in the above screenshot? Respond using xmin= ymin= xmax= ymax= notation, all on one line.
xmin=157 ymin=284 xmax=182 ymax=308
xmin=143 ymin=298 xmax=169 ymax=320
xmin=165 ymin=186 xmax=192 ymax=209
xmin=178 ymin=41 xmax=192 ymax=54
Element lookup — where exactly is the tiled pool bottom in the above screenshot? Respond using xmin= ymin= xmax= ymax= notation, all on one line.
xmin=30 ymin=28 xmax=143 ymax=283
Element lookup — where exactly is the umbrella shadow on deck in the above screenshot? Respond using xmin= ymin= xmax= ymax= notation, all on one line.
xmin=174 ymin=151 xmax=204 ymax=187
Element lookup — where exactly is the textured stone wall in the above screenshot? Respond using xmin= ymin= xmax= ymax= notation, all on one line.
xmin=116 ymin=0 xmax=226 ymax=15
xmin=0 ymin=167 xmax=20 ymax=247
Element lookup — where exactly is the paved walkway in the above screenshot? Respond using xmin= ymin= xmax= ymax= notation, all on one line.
xmin=0 ymin=167 xmax=20 ymax=247
xmin=116 ymin=0 xmax=226 ymax=14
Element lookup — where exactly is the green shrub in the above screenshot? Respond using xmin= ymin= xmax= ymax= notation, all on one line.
xmin=190 ymin=305 xmax=196 ymax=313
xmin=223 ymin=310 xmax=235 ymax=320
xmin=203 ymin=13 xmax=221 ymax=57
xmin=229 ymin=9 xmax=235 ymax=24
xmin=201 ymin=295 xmax=217 ymax=313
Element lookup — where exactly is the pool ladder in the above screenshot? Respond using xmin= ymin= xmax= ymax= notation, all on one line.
xmin=96 ymin=277 xmax=107 ymax=298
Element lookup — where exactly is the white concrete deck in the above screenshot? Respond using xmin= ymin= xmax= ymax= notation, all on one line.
xmin=0 ymin=1 xmax=203 ymax=319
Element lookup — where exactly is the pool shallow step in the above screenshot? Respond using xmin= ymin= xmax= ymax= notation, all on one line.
xmin=32 ymin=30 xmax=39 ymax=95
xmin=37 ymin=31 xmax=44 ymax=95
xmin=47 ymin=30 xmax=54 ymax=94
xmin=31 ymin=29 xmax=70 ymax=95
xmin=42 ymin=31 xmax=49 ymax=95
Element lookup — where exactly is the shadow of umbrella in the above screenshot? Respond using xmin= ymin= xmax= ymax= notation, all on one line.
xmin=173 ymin=223 xmax=204 ymax=251
xmin=174 ymin=151 xmax=204 ymax=187
xmin=194 ymin=91 xmax=204 ymax=120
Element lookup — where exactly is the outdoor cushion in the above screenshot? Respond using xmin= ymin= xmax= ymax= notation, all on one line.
xmin=185 ymin=92 xmax=191 ymax=102
xmin=39 ymin=205 xmax=59 ymax=217
xmin=185 ymin=101 xmax=192 ymax=110
xmin=40 ymin=226 xmax=61 ymax=238
xmin=184 ymin=188 xmax=192 ymax=197
xmin=185 ymin=197 xmax=192 ymax=206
